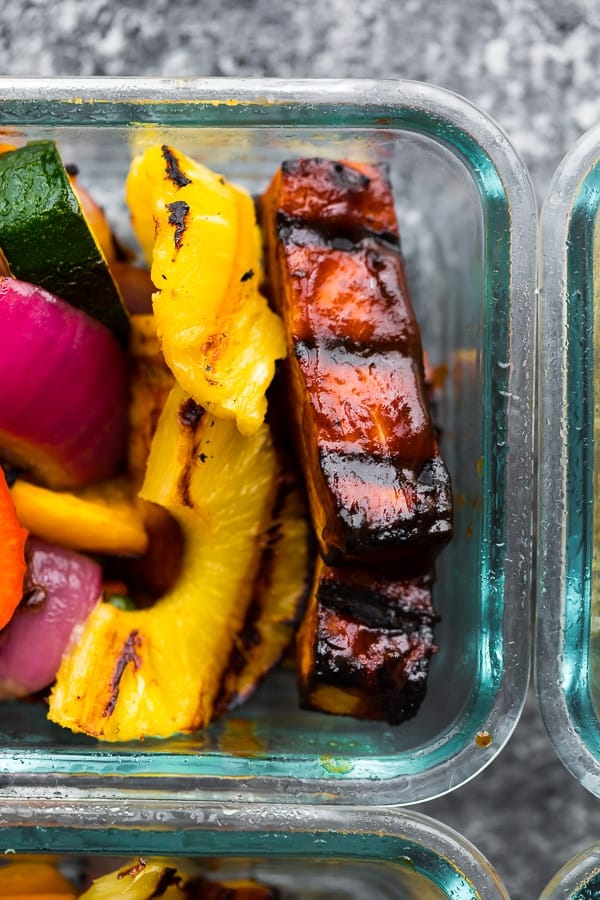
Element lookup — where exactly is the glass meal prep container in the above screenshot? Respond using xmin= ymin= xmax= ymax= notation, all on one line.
xmin=538 ymin=120 xmax=600 ymax=798
xmin=0 ymin=803 xmax=509 ymax=899
xmin=0 ymin=77 xmax=536 ymax=806
xmin=539 ymin=839 xmax=600 ymax=899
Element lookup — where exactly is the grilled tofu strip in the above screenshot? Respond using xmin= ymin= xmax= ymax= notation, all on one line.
xmin=297 ymin=558 xmax=438 ymax=723
xmin=261 ymin=158 xmax=452 ymax=566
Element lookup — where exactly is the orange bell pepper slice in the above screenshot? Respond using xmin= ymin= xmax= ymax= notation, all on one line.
xmin=0 ymin=467 xmax=28 ymax=629
xmin=0 ymin=861 xmax=76 ymax=895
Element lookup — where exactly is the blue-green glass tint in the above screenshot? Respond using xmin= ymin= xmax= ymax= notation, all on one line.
xmin=0 ymin=79 xmax=535 ymax=806
xmin=0 ymin=804 xmax=508 ymax=899
xmin=538 ymin=151 xmax=600 ymax=789
xmin=563 ymin=162 xmax=600 ymax=749
xmin=572 ymin=872 xmax=600 ymax=900
xmin=536 ymin=120 xmax=600 ymax=798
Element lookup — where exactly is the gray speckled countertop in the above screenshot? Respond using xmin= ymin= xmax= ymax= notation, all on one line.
xmin=3 ymin=2 xmax=600 ymax=897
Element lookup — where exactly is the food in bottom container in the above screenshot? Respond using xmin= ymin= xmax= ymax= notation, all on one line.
xmin=0 ymin=140 xmax=453 ymax=740
xmin=0 ymin=858 xmax=279 ymax=898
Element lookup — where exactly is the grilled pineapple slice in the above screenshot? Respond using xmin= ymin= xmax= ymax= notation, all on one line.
xmin=127 ymin=313 xmax=175 ymax=488
xmin=80 ymin=860 xmax=279 ymax=899
xmin=48 ymin=383 xmax=281 ymax=741
xmin=80 ymin=859 xmax=183 ymax=899
xmin=125 ymin=145 xmax=286 ymax=436
xmin=215 ymin=473 xmax=313 ymax=714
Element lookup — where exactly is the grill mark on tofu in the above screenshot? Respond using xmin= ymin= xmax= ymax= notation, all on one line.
xmin=298 ymin=562 xmax=439 ymax=724
xmin=275 ymin=212 xmax=400 ymax=250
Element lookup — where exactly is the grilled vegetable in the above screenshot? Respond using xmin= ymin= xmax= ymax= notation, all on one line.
xmin=113 ymin=313 xmax=183 ymax=602
xmin=215 ymin=461 xmax=313 ymax=714
xmin=0 ymin=141 xmax=129 ymax=343
xmin=0 ymin=465 xmax=28 ymax=630
xmin=0 ymin=276 xmax=128 ymax=490
xmin=297 ymin=559 xmax=438 ymax=723
xmin=0 ymin=861 xmax=76 ymax=896
xmin=48 ymin=384 xmax=291 ymax=740
xmin=261 ymin=158 xmax=453 ymax=566
xmin=80 ymin=860 xmax=279 ymax=900
xmin=0 ymin=859 xmax=280 ymax=900
xmin=125 ymin=144 xmax=286 ymax=435
xmin=0 ymin=537 xmax=102 ymax=699
xmin=10 ymin=477 xmax=148 ymax=556
xmin=80 ymin=859 xmax=182 ymax=899
xmin=127 ymin=314 xmax=176 ymax=489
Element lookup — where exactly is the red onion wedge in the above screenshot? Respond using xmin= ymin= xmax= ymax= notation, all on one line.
xmin=0 ymin=276 xmax=128 ymax=489
xmin=0 ymin=537 xmax=102 ymax=698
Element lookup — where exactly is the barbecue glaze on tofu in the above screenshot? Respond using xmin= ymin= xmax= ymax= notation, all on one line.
xmin=261 ymin=158 xmax=452 ymax=566
xmin=297 ymin=560 xmax=438 ymax=723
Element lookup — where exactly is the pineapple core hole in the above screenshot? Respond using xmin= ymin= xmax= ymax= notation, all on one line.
xmin=103 ymin=505 xmax=185 ymax=608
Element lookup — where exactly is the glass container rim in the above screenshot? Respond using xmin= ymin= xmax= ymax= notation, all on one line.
xmin=539 ymin=838 xmax=600 ymax=899
xmin=537 ymin=119 xmax=600 ymax=797
xmin=0 ymin=800 xmax=508 ymax=899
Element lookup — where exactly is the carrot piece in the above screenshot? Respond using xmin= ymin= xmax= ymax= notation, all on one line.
xmin=0 ymin=467 xmax=28 ymax=629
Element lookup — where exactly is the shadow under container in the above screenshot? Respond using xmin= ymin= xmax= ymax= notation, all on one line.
xmin=538 ymin=121 xmax=600 ymax=798
xmin=0 ymin=803 xmax=509 ymax=899
xmin=0 ymin=78 xmax=536 ymax=806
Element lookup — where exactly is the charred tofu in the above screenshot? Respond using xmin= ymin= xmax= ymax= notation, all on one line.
xmin=261 ymin=158 xmax=452 ymax=566
xmin=297 ymin=560 xmax=438 ymax=723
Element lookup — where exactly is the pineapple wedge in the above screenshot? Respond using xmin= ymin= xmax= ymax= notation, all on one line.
xmin=127 ymin=313 xmax=175 ymax=489
xmin=125 ymin=145 xmax=286 ymax=436
xmin=80 ymin=859 xmax=183 ymax=899
xmin=215 ymin=474 xmax=313 ymax=714
xmin=48 ymin=383 xmax=281 ymax=741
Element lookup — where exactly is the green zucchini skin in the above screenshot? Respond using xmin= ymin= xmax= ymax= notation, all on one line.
xmin=0 ymin=141 xmax=129 ymax=344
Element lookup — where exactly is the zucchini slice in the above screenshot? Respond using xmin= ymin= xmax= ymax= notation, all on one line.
xmin=0 ymin=141 xmax=129 ymax=343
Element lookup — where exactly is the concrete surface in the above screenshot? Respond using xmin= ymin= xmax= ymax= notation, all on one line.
xmin=3 ymin=1 xmax=600 ymax=896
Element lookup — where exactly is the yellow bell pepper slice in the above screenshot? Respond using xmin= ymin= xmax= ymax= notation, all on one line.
xmin=10 ymin=477 xmax=148 ymax=556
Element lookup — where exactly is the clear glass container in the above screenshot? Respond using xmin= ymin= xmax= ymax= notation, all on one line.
xmin=0 ymin=803 xmax=508 ymax=899
xmin=0 ymin=77 xmax=536 ymax=805
xmin=540 ymin=840 xmax=600 ymax=899
xmin=538 ymin=120 xmax=600 ymax=797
